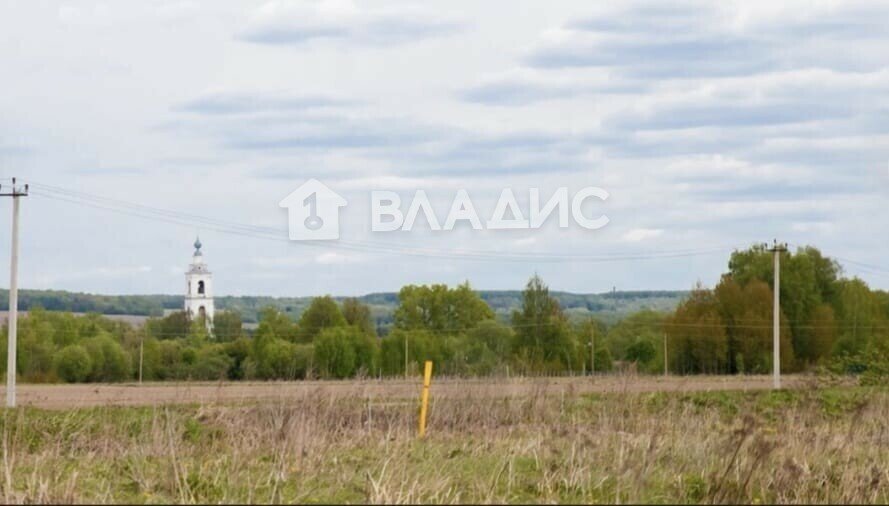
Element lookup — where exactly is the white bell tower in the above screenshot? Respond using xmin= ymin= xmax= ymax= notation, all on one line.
xmin=185 ymin=236 xmax=215 ymax=330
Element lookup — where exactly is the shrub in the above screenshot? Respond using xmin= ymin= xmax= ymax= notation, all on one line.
xmin=54 ymin=345 xmax=92 ymax=382
xmin=84 ymin=334 xmax=131 ymax=382
xmin=190 ymin=346 xmax=234 ymax=380
xmin=293 ymin=343 xmax=314 ymax=379
xmin=593 ymin=347 xmax=614 ymax=373
xmin=314 ymin=327 xmax=358 ymax=378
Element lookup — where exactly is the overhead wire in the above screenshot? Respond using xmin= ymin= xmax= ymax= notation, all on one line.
xmin=27 ymin=181 xmax=737 ymax=263
xmin=21 ymin=180 xmax=889 ymax=280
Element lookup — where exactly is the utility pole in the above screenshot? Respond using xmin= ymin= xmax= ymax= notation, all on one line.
xmin=404 ymin=334 xmax=409 ymax=379
xmin=768 ymin=240 xmax=787 ymax=390
xmin=139 ymin=337 xmax=144 ymax=384
xmin=1 ymin=178 xmax=28 ymax=408
xmin=589 ymin=321 xmax=595 ymax=376
xmin=663 ymin=333 xmax=668 ymax=377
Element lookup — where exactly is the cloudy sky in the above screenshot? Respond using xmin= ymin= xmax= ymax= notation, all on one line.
xmin=1 ymin=0 xmax=888 ymax=297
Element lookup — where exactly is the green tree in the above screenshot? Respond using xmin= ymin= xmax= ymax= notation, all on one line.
xmin=380 ymin=329 xmax=437 ymax=376
xmin=223 ymin=338 xmax=251 ymax=380
xmin=51 ymin=312 xmax=79 ymax=347
xmin=249 ymin=338 xmax=299 ymax=380
xmin=146 ymin=311 xmax=190 ymax=340
xmin=156 ymin=339 xmax=184 ymax=379
xmin=293 ymin=344 xmax=314 ymax=379
xmin=84 ymin=334 xmax=131 ymax=382
xmin=732 ymin=280 xmax=779 ymax=373
xmin=54 ymin=345 xmax=92 ymax=382
xmin=314 ymin=327 xmax=358 ymax=378
xmin=394 ymin=282 xmax=493 ymax=333
xmin=137 ymin=337 xmax=163 ymax=380
xmin=833 ymin=278 xmax=879 ymax=356
xmin=593 ymin=346 xmax=614 ymax=373
xmin=575 ymin=318 xmax=607 ymax=374
xmin=213 ymin=310 xmax=243 ymax=342
xmin=298 ymin=296 xmax=346 ymax=342
xmin=451 ymin=334 xmax=493 ymax=376
xmin=667 ymin=284 xmax=729 ymax=374
xmin=255 ymin=306 xmax=299 ymax=343
xmin=342 ymin=298 xmax=375 ymax=335
xmin=727 ymin=244 xmax=841 ymax=365
xmin=190 ymin=345 xmax=234 ymax=380
xmin=466 ymin=319 xmax=514 ymax=360
xmin=604 ymin=310 xmax=665 ymax=372
xmin=511 ymin=275 xmax=577 ymax=373
xmin=626 ymin=339 xmax=656 ymax=365
xmin=808 ymin=304 xmax=837 ymax=364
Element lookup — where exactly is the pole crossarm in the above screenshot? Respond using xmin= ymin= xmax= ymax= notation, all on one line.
xmin=0 ymin=180 xmax=29 ymax=197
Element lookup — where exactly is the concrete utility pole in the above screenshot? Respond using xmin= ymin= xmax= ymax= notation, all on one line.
xmin=1 ymin=178 xmax=28 ymax=408
xmin=768 ymin=240 xmax=787 ymax=390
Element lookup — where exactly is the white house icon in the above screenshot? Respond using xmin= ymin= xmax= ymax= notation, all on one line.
xmin=279 ymin=179 xmax=348 ymax=241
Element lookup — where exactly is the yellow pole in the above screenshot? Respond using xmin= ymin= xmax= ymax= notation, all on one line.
xmin=418 ymin=361 xmax=433 ymax=438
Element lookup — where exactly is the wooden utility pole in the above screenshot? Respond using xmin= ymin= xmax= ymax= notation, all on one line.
xmin=1 ymin=178 xmax=28 ymax=408
xmin=768 ymin=240 xmax=787 ymax=390
xmin=590 ymin=323 xmax=595 ymax=376
xmin=139 ymin=337 xmax=144 ymax=384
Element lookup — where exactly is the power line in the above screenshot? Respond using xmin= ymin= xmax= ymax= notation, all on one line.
xmin=835 ymin=257 xmax=889 ymax=277
xmin=29 ymin=182 xmax=726 ymax=260
xmin=785 ymin=242 xmax=889 ymax=278
xmin=28 ymin=182 xmax=737 ymax=264
xmin=20 ymin=314 xmax=889 ymax=336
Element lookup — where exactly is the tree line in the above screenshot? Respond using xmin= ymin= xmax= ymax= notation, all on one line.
xmin=1 ymin=244 xmax=887 ymax=383
xmin=0 ymin=288 xmax=686 ymax=326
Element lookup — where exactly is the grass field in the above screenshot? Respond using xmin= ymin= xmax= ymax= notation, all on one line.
xmin=13 ymin=375 xmax=807 ymax=409
xmin=0 ymin=376 xmax=886 ymax=504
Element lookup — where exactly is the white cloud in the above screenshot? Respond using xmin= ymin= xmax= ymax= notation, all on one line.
xmin=5 ymin=0 xmax=889 ymax=296
xmin=512 ymin=236 xmax=538 ymax=247
xmin=314 ymin=252 xmax=363 ymax=264
xmin=791 ymin=221 xmax=834 ymax=234
xmin=251 ymin=256 xmax=310 ymax=268
xmin=240 ymin=0 xmax=463 ymax=46
xmin=621 ymin=228 xmax=664 ymax=242
xmin=33 ymin=265 xmax=153 ymax=288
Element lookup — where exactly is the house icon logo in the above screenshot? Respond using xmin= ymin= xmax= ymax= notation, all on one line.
xmin=279 ymin=179 xmax=347 ymax=241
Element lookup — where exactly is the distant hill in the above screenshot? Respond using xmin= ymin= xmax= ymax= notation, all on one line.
xmin=0 ymin=288 xmax=688 ymax=327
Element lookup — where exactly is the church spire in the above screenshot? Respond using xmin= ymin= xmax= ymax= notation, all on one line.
xmin=185 ymin=236 xmax=214 ymax=335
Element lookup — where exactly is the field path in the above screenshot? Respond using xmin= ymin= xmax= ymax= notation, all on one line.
xmin=11 ymin=375 xmax=811 ymax=409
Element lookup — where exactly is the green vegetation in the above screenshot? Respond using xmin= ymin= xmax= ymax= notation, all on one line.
xmin=2 ymin=244 xmax=888 ymax=383
xmin=0 ymin=288 xmax=684 ymax=325
xmin=0 ymin=386 xmax=884 ymax=503
xmin=666 ymin=245 xmax=889 ymax=375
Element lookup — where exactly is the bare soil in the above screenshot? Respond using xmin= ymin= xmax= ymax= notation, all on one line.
xmin=11 ymin=374 xmax=811 ymax=409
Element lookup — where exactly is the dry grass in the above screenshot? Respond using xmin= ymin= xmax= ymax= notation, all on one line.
xmin=0 ymin=379 xmax=886 ymax=504
xmin=14 ymin=375 xmax=812 ymax=409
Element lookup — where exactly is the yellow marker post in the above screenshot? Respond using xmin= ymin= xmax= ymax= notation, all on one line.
xmin=418 ymin=360 xmax=433 ymax=438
